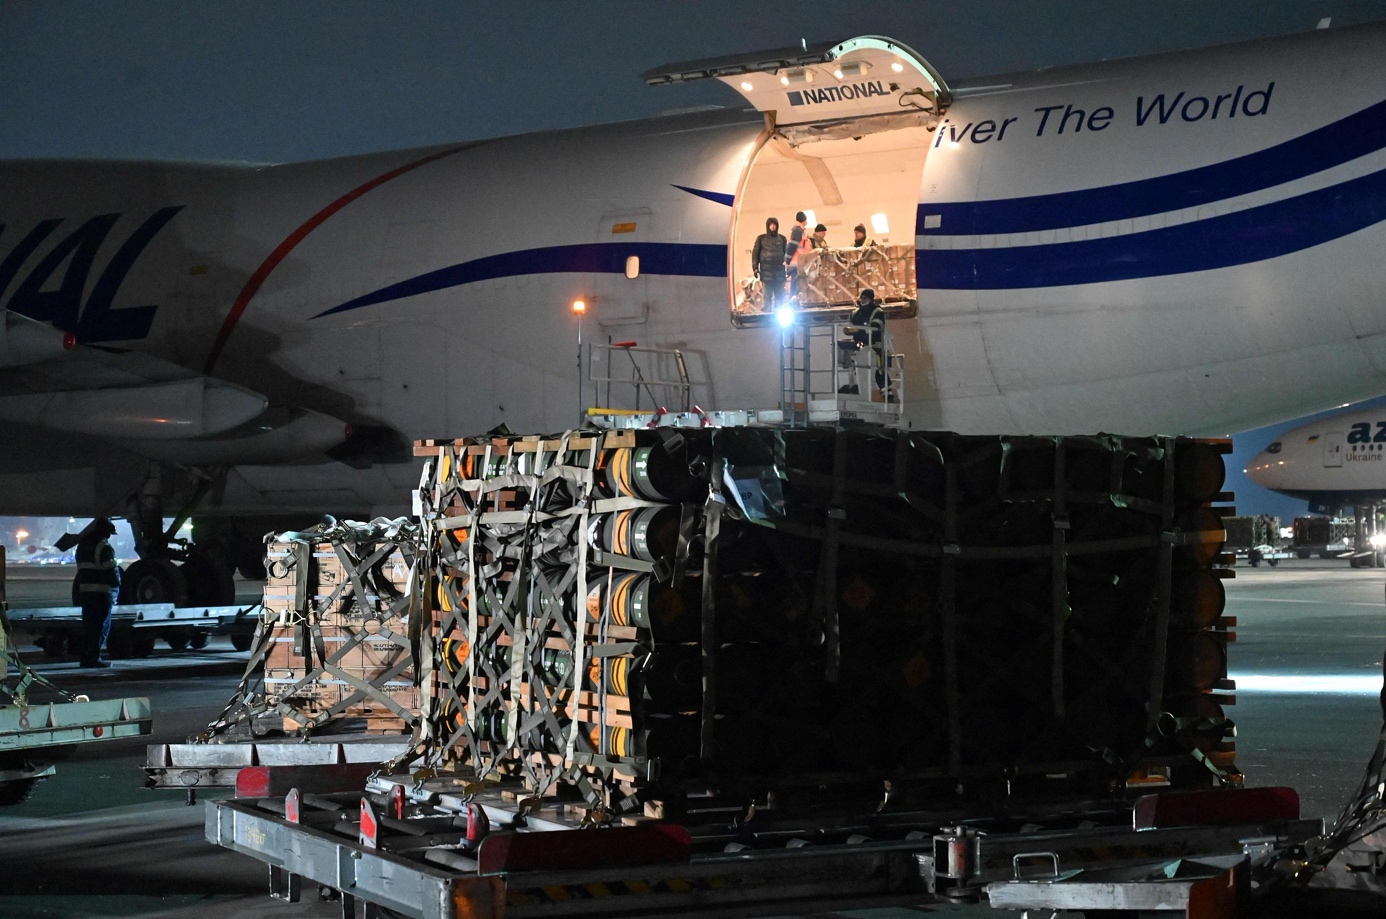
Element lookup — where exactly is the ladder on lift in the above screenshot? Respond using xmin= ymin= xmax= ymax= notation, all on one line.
xmin=778 ymin=318 xmax=906 ymax=428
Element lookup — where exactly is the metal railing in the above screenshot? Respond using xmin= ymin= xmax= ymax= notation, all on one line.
xmin=587 ymin=342 xmax=691 ymax=413
xmin=779 ymin=319 xmax=905 ymax=426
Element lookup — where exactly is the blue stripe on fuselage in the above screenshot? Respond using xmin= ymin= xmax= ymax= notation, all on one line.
xmin=315 ymin=241 xmax=725 ymax=318
xmin=674 ymin=185 xmax=735 ymax=207
xmin=916 ymin=97 xmax=1386 ymax=236
xmin=917 ymin=163 xmax=1386 ymax=289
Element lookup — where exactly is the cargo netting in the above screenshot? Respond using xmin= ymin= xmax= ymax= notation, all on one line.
xmin=199 ymin=517 xmax=422 ymax=740
xmin=411 ymin=427 xmax=1239 ymax=818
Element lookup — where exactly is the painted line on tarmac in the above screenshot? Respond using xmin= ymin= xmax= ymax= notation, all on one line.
xmin=1225 ymin=597 xmax=1385 ymax=607
xmin=1229 ymin=673 xmax=1384 ymax=694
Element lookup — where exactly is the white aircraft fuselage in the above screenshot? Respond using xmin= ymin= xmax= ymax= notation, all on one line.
xmin=1246 ymin=406 xmax=1386 ymax=510
xmin=4 ymin=23 xmax=1386 ymax=518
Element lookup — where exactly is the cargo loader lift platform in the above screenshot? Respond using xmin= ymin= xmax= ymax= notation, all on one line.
xmin=209 ymin=777 xmax=1323 ymax=919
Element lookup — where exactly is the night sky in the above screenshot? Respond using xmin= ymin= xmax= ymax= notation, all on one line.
xmin=4 ymin=1 xmax=1386 ymax=517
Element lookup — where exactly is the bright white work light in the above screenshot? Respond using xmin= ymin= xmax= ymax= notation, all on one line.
xmin=1370 ymin=533 xmax=1386 ymax=548
xmin=775 ymin=306 xmax=796 ymax=328
xmin=802 ymin=209 xmax=816 ymax=228
xmin=870 ymin=212 xmax=890 ymax=235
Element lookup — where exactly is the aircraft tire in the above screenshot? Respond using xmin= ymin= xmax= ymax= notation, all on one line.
xmin=120 ymin=559 xmax=188 ymax=606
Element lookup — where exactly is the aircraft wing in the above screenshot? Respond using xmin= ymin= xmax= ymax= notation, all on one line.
xmin=0 ymin=310 xmax=348 ymax=463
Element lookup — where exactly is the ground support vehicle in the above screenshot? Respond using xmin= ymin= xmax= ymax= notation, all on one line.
xmin=6 ymin=602 xmax=258 ymax=658
xmin=208 ymin=776 xmax=1327 ymax=918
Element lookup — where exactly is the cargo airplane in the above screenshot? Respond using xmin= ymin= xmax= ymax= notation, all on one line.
xmin=4 ymin=23 xmax=1386 ymax=604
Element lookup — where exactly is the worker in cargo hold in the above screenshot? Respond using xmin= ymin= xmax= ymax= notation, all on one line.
xmin=809 ymin=223 xmax=828 ymax=249
xmin=750 ymin=216 xmax=787 ymax=312
xmin=852 ymin=223 xmax=876 ymax=248
xmin=72 ymin=517 xmax=121 ymax=668
xmin=785 ymin=211 xmax=808 ymax=299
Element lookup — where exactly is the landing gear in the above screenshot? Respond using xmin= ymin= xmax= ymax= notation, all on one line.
xmin=123 ymin=463 xmax=237 ymax=607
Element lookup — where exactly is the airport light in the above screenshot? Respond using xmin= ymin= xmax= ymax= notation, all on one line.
xmin=572 ymin=299 xmax=586 ymax=421
xmin=15 ymin=528 xmax=28 ymax=545
xmin=740 ymin=80 xmax=753 ymax=91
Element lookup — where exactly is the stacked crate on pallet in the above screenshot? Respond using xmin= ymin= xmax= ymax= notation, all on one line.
xmin=414 ymin=428 xmax=1238 ymax=818
xmin=798 ymin=244 xmax=916 ymax=308
xmin=257 ymin=521 xmax=420 ymax=735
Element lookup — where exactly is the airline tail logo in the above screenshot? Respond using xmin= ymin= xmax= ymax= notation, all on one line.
xmin=0 ymin=208 xmax=182 ymax=342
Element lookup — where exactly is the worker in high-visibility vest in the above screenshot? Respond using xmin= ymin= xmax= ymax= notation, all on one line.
xmin=72 ymin=518 xmax=121 ymax=668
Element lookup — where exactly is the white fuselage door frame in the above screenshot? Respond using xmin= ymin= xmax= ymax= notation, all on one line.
xmin=644 ymin=36 xmax=950 ymax=129
xmin=1325 ymin=431 xmax=1345 ymax=467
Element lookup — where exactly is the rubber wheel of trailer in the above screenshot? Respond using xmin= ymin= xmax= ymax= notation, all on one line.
xmin=164 ymin=628 xmax=192 ymax=651
xmin=36 ymin=632 xmax=68 ymax=659
xmin=188 ymin=630 xmax=210 ymax=650
xmin=1297 ymin=549 xmax=1312 ymax=559
xmin=0 ymin=778 xmax=39 ymax=807
xmin=1267 ymin=558 xmax=1279 ymax=566
xmin=120 ymin=559 xmax=188 ymax=606
xmin=128 ymin=632 xmax=156 ymax=658
xmin=106 ymin=628 xmax=133 ymax=659
xmin=230 ymin=629 xmax=254 ymax=652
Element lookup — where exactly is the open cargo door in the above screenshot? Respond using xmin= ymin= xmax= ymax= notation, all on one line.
xmin=645 ymin=38 xmax=950 ymax=327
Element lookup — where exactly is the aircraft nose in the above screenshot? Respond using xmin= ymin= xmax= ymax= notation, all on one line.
xmin=1244 ymin=448 xmax=1288 ymax=489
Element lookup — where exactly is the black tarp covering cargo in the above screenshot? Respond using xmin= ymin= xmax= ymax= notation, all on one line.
xmin=413 ymin=426 xmax=1234 ymax=813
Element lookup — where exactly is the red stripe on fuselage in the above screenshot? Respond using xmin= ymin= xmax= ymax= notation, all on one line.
xmin=203 ymin=144 xmax=469 ymax=374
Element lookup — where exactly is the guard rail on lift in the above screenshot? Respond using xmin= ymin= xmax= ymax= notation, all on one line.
xmin=587 ymin=341 xmax=691 ymax=414
xmin=780 ymin=318 xmax=905 ymax=428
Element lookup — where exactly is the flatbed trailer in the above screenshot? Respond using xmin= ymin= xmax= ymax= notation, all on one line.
xmin=6 ymin=602 xmax=259 ymax=657
xmin=208 ymin=776 xmax=1324 ymax=918
xmin=1233 ymin=545 xmax=1293 ymax=567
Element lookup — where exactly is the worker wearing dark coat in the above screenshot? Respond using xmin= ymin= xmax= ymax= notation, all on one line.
xmin=850 ymin=289 xmax=888 ymax=392
xmin=750 ymin=217 xmax=787 ymax=312
xmin=73 ymin=517 xmax=121 ymax=668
